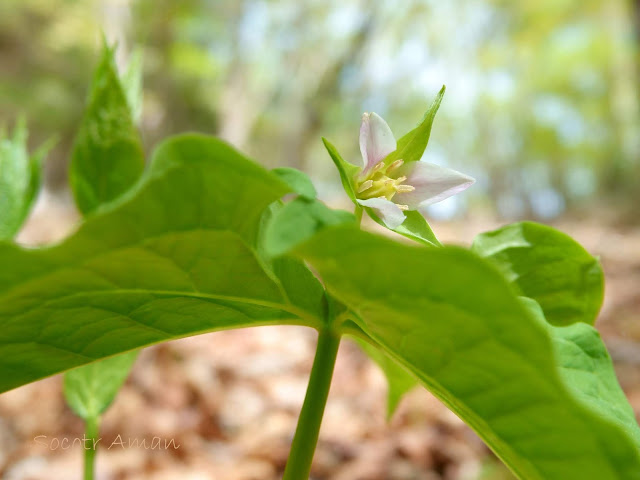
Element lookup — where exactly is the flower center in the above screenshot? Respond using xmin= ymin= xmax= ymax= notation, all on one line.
xmin=355 ymin=159 xmax=415 ymax=206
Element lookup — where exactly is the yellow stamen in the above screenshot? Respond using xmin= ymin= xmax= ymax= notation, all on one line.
xmin=397 ymin=204 xmax=409 ymax=211
xmin=387 ymin=159 xmax=404 ymax=173
xmin=371 ymin=161 xmax=385 ymax=173
xmin=357 ymin=180 xmax=374 ymax=193
xmin=395 ymin=184 xmax=415 ymax=193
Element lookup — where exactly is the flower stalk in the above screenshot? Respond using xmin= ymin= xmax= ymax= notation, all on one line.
xmin=282 ymin=328 xmax=341 ymax=480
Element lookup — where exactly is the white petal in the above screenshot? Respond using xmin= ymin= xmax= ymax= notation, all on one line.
xmin=359 ymin=112 xmax=396 ymax=172
xmin=357 ymin=197 xmax=406 ymax=229
xmin=394 ymin=161 xmax=475 ymax=209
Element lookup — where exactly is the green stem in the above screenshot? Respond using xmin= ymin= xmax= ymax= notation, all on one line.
xmin=84 ymin=416 xmax=99 ymax=480
xmin=282 ymin=328 xmax=341 ymax=480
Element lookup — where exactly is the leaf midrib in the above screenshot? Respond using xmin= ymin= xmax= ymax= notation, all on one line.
xmin=0 ymin=226 xmax=322 ymax=324
xmin=0 ymin=287 xmax=320 ymax=330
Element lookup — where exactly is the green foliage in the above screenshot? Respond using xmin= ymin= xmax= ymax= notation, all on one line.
xmin=472 ymin=222 xmax=604 ymax=326
xmin=1 ymin=43 xmax=637 ymax=478
xmin=63 ymin=351 xmax=138 ymax=420
xmin=0 ymin=135 xmax=323 ymax=393
xmin=69 ymin=43 xmax=144 ymax=215
xmin=0 ymin=128 xmax=638 ymax=478
xmin=0 ymin=119 xmax=50 ymax=239
xmin=120 ymin=48 xmax=144 ymax=125
xmin=290 ymin=225 xmax=640 ymax=480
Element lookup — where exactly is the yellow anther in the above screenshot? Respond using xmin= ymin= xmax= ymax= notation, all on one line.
xmin=395 ymin=175 xmax=407 ymax=183
xmin=371 ymin=161 xmax=385 ymax=173
xmin=397 ymin=204 xmax=409 ymax=211
xmin=357 ymin=180 xmax=374 ymax=193
xmin=387 ymin=159 xmax=404 ymax=173
xmin=396 ymin=184 xmax=415 ymax=193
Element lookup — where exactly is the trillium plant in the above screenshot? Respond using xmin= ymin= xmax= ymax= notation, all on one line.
xmin=1 ymin=43 xmax=639 ymax=480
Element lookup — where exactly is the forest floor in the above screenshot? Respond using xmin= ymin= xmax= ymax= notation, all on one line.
xmin=0 ymin=195 xmax=638 ymax=480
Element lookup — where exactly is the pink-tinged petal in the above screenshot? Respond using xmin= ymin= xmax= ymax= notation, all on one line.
xmin=359 ymin=112 xmax=396 ymax=172
xmin=357 ymin=197 xmax=406 ymax=229
xmin=394 ymin=161 xmax=475 ymax=209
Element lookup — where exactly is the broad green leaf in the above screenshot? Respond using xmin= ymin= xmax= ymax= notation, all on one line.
xmin=0 ymin=135 xmax=324 ymax=393
xmin=355 ymin=338 xmax=417 ymax=418
xmin=0 ymin=119 xmax=48 ymax=240
xmin=120 ymin=48 xmax=144 ymax=125
xmin=322 ymin=137 xmax=360 ymax=203
xmin=520 ymin=297 xmax=639 ymax=445
xmin=472 ymin=222 xmax=603 ymax=326
xmin=69 ymin=43 xmax=145 ymax=216
xmin=263 ymin=196 xmax=355 ymax=258
xmin=292 ymin=225 xmax=640 ymax=480
xmin=384 ymin=85 xmax=446 ymax=165
xmin=63 ymin=351 xmax=138 ymax=420
xmin=272 ymin=167 xmax=317 ymax=200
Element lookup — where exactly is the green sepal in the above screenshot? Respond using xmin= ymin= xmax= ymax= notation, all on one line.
xmin=384 ymin=85 xmax=446 ymax=165
xmin=367 ymin=208 xmax=441 ymax=247
xmin=322 ymin=137 xmax=360 ymax=203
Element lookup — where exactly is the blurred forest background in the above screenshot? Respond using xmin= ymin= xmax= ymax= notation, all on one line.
xmin=2 ymin=1 xmax=640 ymax=480
xmin=1 ymin=0 xmax=640 ymax=222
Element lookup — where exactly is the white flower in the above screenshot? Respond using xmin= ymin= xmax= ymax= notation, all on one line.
xmin=352 ymin=112 xmax=475 ymax=229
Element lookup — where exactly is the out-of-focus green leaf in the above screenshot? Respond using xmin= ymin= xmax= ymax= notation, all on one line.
xmin=322 ymin=137 xmax=360 ymax=203
xmin=69 ymin=43 xmax=145 ymax=216
xmin=272 ymin=167 xmax=317 ymax=200
xmin=355 ymin=338 xmax=417 ymax=419
xmin=263 ymin=196 xmax=354 ymax=258
xmin=292 ymin=225 xmax=640 ymax=480
xmin=0 ymin=135 xmax=328 ymax=394
xmin=63 ymin=351 xmax=138 ymax=420
xmin=120 ymin=48 xmax=144 ymax=125
xmin=384 ymin=86 xmax=445 ymax=165
xmin=472 ymin=221 xmax=603 ymax=326
xmin=0 ymin=119 xmax=49 ymax=240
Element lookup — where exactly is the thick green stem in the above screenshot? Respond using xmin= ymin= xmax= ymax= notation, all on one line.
xmin=84 ymin=416 xmax=99 ymax=480
xmin=282 ymin=328 xmax=341 ymax=480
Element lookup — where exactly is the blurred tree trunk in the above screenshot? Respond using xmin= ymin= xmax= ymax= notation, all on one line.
xmin=292 ymin=17 xmax=374 ymax=172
